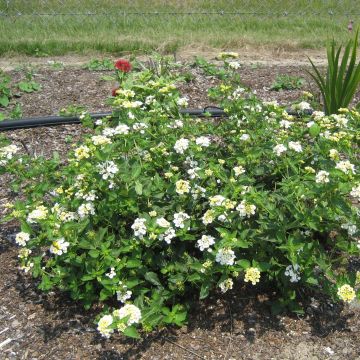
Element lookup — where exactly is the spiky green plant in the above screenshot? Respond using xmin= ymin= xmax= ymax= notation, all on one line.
xmin=308 ymin=29 xmax=360 ymax=115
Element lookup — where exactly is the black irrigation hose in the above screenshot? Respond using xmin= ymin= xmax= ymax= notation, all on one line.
xmin=0 ymin=107 xmax=313 ymax=131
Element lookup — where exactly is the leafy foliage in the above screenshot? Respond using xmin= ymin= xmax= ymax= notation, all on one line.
xmin=270 ymin=74 xmax=305 ymax=91
xmin=17 ymin=68 xmax=41 ymax=93
xmin=83 ymin=58 xmax=115 ymax=71
xmin=1 ymin=57 xmax=359 ymax=339
xmin=0 ymin=70 xmax=12 ymax=108
xmin=308 ymin=29 xmax=360 ymax=115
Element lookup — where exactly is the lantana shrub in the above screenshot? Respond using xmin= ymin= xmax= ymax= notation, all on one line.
xmin=1 ymin=57 xmax=360 ymax=339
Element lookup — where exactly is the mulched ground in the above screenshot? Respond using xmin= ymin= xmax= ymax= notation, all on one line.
xmin=1 ymin=59 xmax=360 ymax=360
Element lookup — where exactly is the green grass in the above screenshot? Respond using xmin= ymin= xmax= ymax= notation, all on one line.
xmin=0 ymin=0 xmax=359 ymax=56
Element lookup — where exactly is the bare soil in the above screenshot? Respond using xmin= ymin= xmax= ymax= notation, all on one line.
xmin=0 ymin=57 xmax=359 ymax=360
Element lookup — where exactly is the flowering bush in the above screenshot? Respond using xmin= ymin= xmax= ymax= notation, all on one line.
xmin=1 ymin=58 xmax=359 ymax=339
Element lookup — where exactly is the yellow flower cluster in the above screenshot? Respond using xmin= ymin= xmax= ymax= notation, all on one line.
xmin=175 ymin=180 xmax=190 ymax=195
xmin=244 ymin=267 xmax=261 ymax=285
xmin=337 ymin=284 xmax=356 ymax=303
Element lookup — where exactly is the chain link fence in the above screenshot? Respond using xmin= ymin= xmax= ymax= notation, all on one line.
xmin=1 ymin=1 xmax=360 ymax=54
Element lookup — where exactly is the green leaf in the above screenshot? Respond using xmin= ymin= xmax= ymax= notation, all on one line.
xmin=123 ymin=326 xmax=140 ymax=339
xmin=237 ymin=259 xmax=250 ymax=269
xmin=305 ymin=277 xmax=319 ymax=285
xmin=0 ymin=96 xmax=9 ymax=107
xmin=144 ymin=272 xmax=162 ymax=287
xmin=131 ymin=163 xmax=142 ymax=179
xmin=127 ymin=259 xmax=142 ymax=268
xmin=200 ymin=282 xmax=210 ymax=299
xmin=88 ymin=249 xmax=99 ymax=258
xmin=99 ymin=288 xmax=112 ymax=301
xmin=135 ymin=181 xmax=143 ymax=195
xmin=309 ymin=124 xmax=320 ymax=137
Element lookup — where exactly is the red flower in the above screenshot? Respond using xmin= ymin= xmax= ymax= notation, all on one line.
xmin=114 ymin=59 xmax=132 ymax=73
xmin=112 ymin=88 xmax=119 ymax=97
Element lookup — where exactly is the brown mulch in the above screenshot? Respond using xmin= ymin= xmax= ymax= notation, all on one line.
xmin=0 ymin=61 xmax=360 ymax=360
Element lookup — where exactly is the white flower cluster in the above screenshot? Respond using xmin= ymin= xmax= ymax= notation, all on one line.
xmin=219 ymin=278 xmax=234 ymax=293
xmin=159 ymin=227 xmax=176 ymax=244
xmin=315 ymin=170 xmax=330 ymax=184
xmin=233 ymin=165 xmax=245 ymax=176
xmin=119 ymin=100 xmax=143 ymax=109
xmin=75 ymin=189 xmax=97 ymax=202
xmin=167 ymin=119 xmax=184 ymax=129
xmin=202 ymin=209 xmax=215 ymax=225
xmin=288 ymin=141 xmax=302 ymax=153
xmin=209 ymin=195 xmax=226 ymax=207
xmin=240 ymin=133 xmax=250 ymax=141
xmin=236 ymin=200 xmax=256 ymax=218
xmin=91 ymin=135 xmax=112 ymax=146
xmin=74 ymin=145 xmax=91 ymax=160
xmin=284 ymin=264 xmax=301 ymax=283
xmin=116 ymin=281 xmax=132 ymax=303
xmin=97 ymin=161 xmax=119 ymax=180
xmin=273 ymin=141 xmax=303 ymax=156
xmin=131 ymin=218 xmax=147 ymax=238
xmin=97 ymin=315 xmax=114 ymax=338
xmin=195 ymin=136 xmax=211 ymax=147
xmin=279 ymin=119 xmax=292 ymax=129
xmin=0 ymin=144 xmax=20 ymax=165
xmin=15 ymin=232 xmax=30 ymax=246
xmin=215 ymin=248 xmax=236 ymax=266
xmin=175 ymin=179 xmax=191 ymax=195
xmin=335 ymin=160 xmax=356 ymax=175
xmin=341 ymin=223 xmax=358 ymax=236
xmin=50 ymin=238 xmax=70 ymax=255
xmin=174 ymin=138 xmax=189 ymax=154
xmin=27 ymin=205 xmax=48 ymax=223
xmin=156 ymin=217 xmax=170 ymax=228
xmin=273 ymin=144 xmax=287 ymax=156
xmin=133 ymin=122 xmax=148 ymax=133
xmin=173 ymin=212 xmax=190 ymax=228
xmin=102 ymin=124 xmax=130 ymax=137
xmin=78 ymin=202 xmax=95 ymax=219
xmin=228 ymin=61 xmax=240 ymax=70
xmin=177 ymin=97 xmax=189 ymax=107
xmin=197 ymin=235 xmax=215 ymax=251
xmin=228 ymin=87 xmax=245 ymax=100
xmin=114 ymin=304 xmax=142 ymax=326
xmin=105 ymin=267 xmax=117 ymax=279
xmin=350 ymin=185 xmax=360 ymax=200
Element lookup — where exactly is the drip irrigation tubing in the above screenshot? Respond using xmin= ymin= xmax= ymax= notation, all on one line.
xmin=0 ymin=106 xmax=313 ymax=131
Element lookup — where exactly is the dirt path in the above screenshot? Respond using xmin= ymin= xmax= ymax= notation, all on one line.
xmin=0 ymin=47 xmax=328 ymax=71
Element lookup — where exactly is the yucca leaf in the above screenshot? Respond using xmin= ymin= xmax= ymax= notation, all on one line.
xmin=342 ymin=29 xmax=359 ymax=102
xmin=337 ymin=41 xmax=351 ymax=104
xmin=307 ymin=57 xmax=329 ymax=112
xmin=308 ymin=28 xmax=360 ymax=114
xmin=343 ymin=63 xmax=360 ymax=106
xmin=330 ymin=44 xmax=341 ymax=113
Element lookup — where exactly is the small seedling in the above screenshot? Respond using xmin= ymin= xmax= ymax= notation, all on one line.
xmin=270 ymin=74 xmax=305 ymax=91
xmin=47 ymin=60 xmax=65 ymax=70
xmin=83 ymin=59 xmax=114 ymax=71
xmin=193 ymin=57 xmax=228 ymax=79
xmin=65 ymin=135 xmax=73 ymax=143
xmin=181 ymin=72 xmax=195 ymax=83
xmin=9 ymin=103 xmax=22 ymax=119
xmin=99 ymin=75 xmax=116 ymax=81
xmin=59 ymin=104 xmax=86 ymax=117
xmin=0 ymin=70 xmax=12 ymax=107
xmin=17 ymin=68 xmax=41 ymax=93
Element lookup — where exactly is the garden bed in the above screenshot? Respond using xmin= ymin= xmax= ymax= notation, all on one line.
xmin=0 ymin=58 xmax=359 ymax=360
